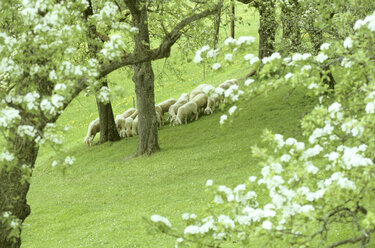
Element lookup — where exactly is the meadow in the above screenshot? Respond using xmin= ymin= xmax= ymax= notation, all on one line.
xmin=21 ymin=3 xmax=320 ymax=247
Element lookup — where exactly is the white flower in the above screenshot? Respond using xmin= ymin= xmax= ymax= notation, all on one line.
xmin=207 ymin=49 xmax=219 ymax=58
xmin=250 ymin=56 xmax=259 ymax=64
xmin=0 ymin=150 xmax=14 ymax=162
xmin=54 ymin=83 xmax=66 ymax=91
xmin=220 ymin=114 xmax=228 ymax=125
xmin=129 ymin=27 xmax=138 ymax=33
xmin=228 ymin=106 xmax=237 ymax=115
xmin=64 ymin=156 xmax=75 ymax=165
xmin=224 ymin=37 xmax=236 ymax=46
xmin=308 ymin=83 xmax=318 ymax=89
xmin=316 ymin=53 xmax=328 ymax=63
xmin=280 ymin=154 xmax=291 ymax=162
xmin=354 ymin=19 xmax=365 ymax=30
xmin=193 ymin=51 xmax=203 ymax=64
xmin=343 ymin=37 xmax=353 ymax=49
xmin=3 ymin=212 xmax=10 ymax=218
xmin=151 ymin=215 xmax=172 ymax=227
xmin=236 ymin=36 xmax=255 ymax=46
xmin=17 ymin=125 xmax=37 ymax=138
xmin=234 ymin=184 xmax=246 ymax=193
xmin=262 ymin=220 xmax=272 ymax=230
xmin=10 ymin=220 xmax=18 ymax=228
xmin=211 ymin=63 xmax=221 ymax=70
xmin=51 ymin=94 xmax=65 ymax=108
xmin=182 ymin=213 xmax=196 ymax=220
xmin=224 ymin=53 xmax=233 ymax=61
xmin=341 ymin=58 xmax=353 ymax=68
xmin=244 ymin=78 xmax=254 ymax=86
xmin=51 ymin=160 xmax=58 ymax=167
xmin=292 ymin=53 xmax=303 ymax=61
xmin=328 ymin=102 xmax=341 ymax=113
xmin=214 ymin=195 xmax=224 ymax=204
xmin=249 ymin=176 xmax=257 ymax=182
xmin=301 ymin=65 xmax=311 ymax=72
xmin=218 ymin=215 xmax=235 ymax=229
xmin=244 ymin=54 xmax=255 ymax=61
xmin=184 ymin=225 xmax=200 ymax=235
xmin=320 ymin=43 xmax=330 ymax=50
xmin=200 ymin=45 xmax=210 ymax=52
xmin=206 ymin=179 xmax=213 ymax=186
xmin=284 ymin=73 xmax=293 ymax=80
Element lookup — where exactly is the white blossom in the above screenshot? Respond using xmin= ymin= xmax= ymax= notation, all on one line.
xmin=236 ymin=36 xmax=255 ymax=46
xmin=284 ymin=73 xmax=293 ymax=80
xmin=244 ymin=78 xmax=254 ymax=86
xmin=316 ymin=53 xmax=328 ymax=63
xmin=206 ymin=179 xmax=213 ymax=186
xmin=211 ymin=63 xmax=221 ymax=70
xmin=262 ymin=220 xmax=272 ymax=230
xmin=343 ymin=37 xmax=353 ymax=49
xmin=320 ymin=43 xmax=330 ymax=50
xmin=184 ymin=225 xmax=200 ymax=235
xmin=228 ymin=106 xmax=237 ymax=115
xmin=224 ymin=37 xmax=236 ymax=46
xmin=220 ymin=114 xmax=228 ymax=125
xmin=224 ymin=53 xmax=233 ymax=61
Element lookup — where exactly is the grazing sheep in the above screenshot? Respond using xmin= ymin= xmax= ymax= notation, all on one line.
xmin=155 ymin=105 xmax=163 ymax=127
xmin=173 ymin=101 xmax=198 ymax=126
xmin=190 ymin=93 xmax=208 ymax=115
xmin=189 ymin=84 xmax=209 ymax=100
xmin=218 ymin=79 xmax=238 ymax=90
xmin=168 ymin=93 xmax=189 ymax=123
xmin=130 ymin=109 xmax=138 ymax=119
xmin=124 ymin=117 xmax=134 ymax=137
xmin=115 ymin=115 xmax=127 ymax=138
xmin=131 ymin=115 xmax=139 ymax=136
xmin=157 ymin=98 xmax=176 ymax=116
xmin=119 ymin=107 xmax=136 ymax=119
xmin=204 ymin=95 xmax=217 ymax=115
xmin=84 ymin=118 xmax=100 ymax=146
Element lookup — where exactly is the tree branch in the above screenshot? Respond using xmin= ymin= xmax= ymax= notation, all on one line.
xmin=99 ymin=2 xmax=223 ymax=78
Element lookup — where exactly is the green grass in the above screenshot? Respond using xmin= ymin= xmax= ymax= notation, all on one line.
xmin=20 ymin=3 xmax=321 ymax=248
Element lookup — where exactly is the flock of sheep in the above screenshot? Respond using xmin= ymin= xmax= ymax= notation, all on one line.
xmin=84 ymin=79 xmax=239 ymax=146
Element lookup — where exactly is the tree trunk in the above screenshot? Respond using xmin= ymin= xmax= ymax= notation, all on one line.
xmin=230 ymin=0 xmax=235 ymax=38
xmin=258 ymin=1 xmax=277 ymax=59
xmin=213 ymin=1 xmax=223 ymax=49
xmin=281 ymin=1 xmax=301 ymax=53
xmin=96 ymin=80 xmax=121 ymax=144
xmin=133 ymin=61 xmax=160 ymax=156
xmin=0 ymin=138 xmax=39 ymax=248
xmin=131 ymin=1 xmax=160 ymax=156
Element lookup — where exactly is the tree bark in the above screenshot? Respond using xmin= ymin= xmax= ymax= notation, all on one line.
xmin=0 ymin=137 xmax=39 ymax=247
xmin=213 ymin=1 xmax=223 ymax=49
xmin=230 ymin=1 xmax=235 ymax=38
xmin=258 ymin=1 xmax=277 ymax=59
xmin=96 ymin=80 xmax=121 ymax=144
xmin=129 ymin=0 xmax=160 ymax=156
xmin=281 ymin=1 xmax=301 ymax=53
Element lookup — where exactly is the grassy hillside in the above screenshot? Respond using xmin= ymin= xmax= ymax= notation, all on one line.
xmin=20 ymin=3 xmax=318 ymax=248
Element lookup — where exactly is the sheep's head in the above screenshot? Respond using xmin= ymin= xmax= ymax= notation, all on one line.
xmin=204 ymin=107 xmax=212 ymax=115
xmin=84 ymin=135 xmax=93 ymax=146
xmin=125 ymin=117 xmax=133 ymax=137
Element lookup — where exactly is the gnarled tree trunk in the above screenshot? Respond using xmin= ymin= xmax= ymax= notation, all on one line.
xmin=0 ymin=137 xmax=39 ymax=247
xmin=281 ymin=0 xmax=301 ymax=53
xmin=130 ymin=1 xmax=160 ymax=156
xmin=258 ymin=1 xmax=277 ymax=59
xmin=96 ymin=80 xmax=121 ymax=144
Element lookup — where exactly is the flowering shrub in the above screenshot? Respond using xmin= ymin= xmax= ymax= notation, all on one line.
xmin=149 ymin=10 xmax=375 ymax=248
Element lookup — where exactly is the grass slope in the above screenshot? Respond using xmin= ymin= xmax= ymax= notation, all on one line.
xmin=22 ymin=85 xmax=316 ymax=247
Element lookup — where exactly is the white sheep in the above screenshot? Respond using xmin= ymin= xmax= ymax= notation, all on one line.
xmin=204 ymin=95 xmax=218 ymax=115
xmin=84 ymin=118 xmax=100 ymax=146
xmin=119 ymin=107 xmax=136 ymax=119
xmin=130 ymin=109 xmax=138 ymax=119
xmin=131 ymin=115 xmax=139 ymax=136
xmin=155 ymin=105 xmax=163 ymax=127
xmin=124 ymin=117 xmax=134 ymax=137
xmin=157 ymin=98 xmax=176 ymax=116
xmin=115 ymin=115 xmax=127 ymax=138
xmin=218 ymin=79 xmax=238 ymax=90
xmin=168 ymin=93 xmax=189 ymax=123
xmin=189 ymin=84 xmax=209 ymax=100
xmin=173 ymin=101 xmax=198 ymax=126
xmin=190 ymin=93 xmax=208 ymax=116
